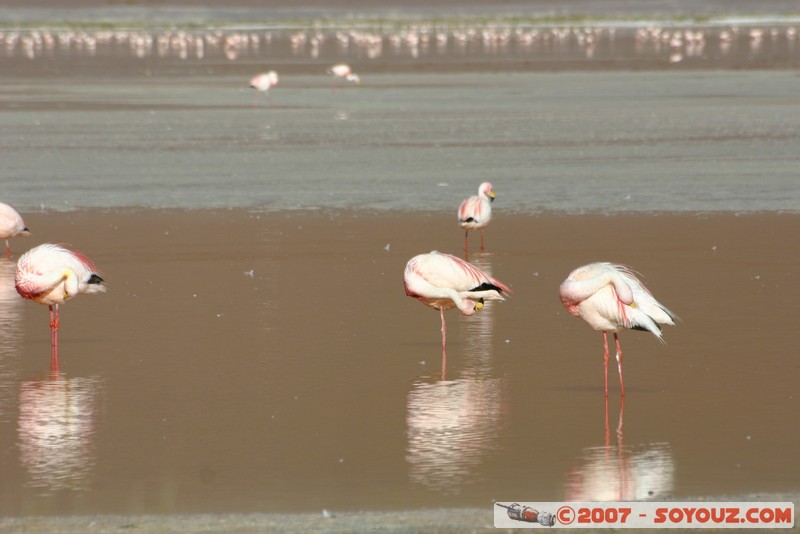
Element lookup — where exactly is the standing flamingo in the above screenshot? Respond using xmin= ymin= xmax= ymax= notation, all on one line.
xmin=404 ymin=251 xmax=509 ymax=373
xmin=458 ymin=182 xmax=494 ymax=253
xmin=327 ymin=63 xmax=360 ymax=86
xmin=0 ymin=202 xmax=30 ymax=258
xmin=559 ymin=262 xmax=676 ymax=397
xmin=15 ymin=244 xmax=106 ymax=367
xmin=249 ymin=71 xmax=279 ymax=104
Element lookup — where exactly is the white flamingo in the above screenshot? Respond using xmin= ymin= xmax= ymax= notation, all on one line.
xmin=15 ymin=244 xmax=106 ymax=367
xmin=327 ymin=63 xmax=360 ymax=86
xmin=0 ymin=202 xmax=30 ymax=258
xmin=559 ymin=262 xmax=676 ymax=397
xmin=249 ymin=71 xmax=278 ymax=104
xmin=404 ymin=251 xmax=509 ymax=361
xmin=457 ymin=182 xmax=494 ymax=253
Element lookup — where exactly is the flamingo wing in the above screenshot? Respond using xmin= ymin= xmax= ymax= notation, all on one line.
xmin=424 ymin=252 xmax=509 ymax=293
xmin=15 ymin=244 xmax=105 ymax=304
xmin=560 ymin=262 xmax=674 ymax=339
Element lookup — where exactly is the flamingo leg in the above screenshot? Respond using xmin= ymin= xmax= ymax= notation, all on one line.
xmin=5 ymin=239 xmax=11 ymax=258
xmin=480 ymin=229 xmax=485 ymax=251
xmin=602 ymin=331 xmax=610 ymax=398
xmin=614 ymin=333 xmax=624 ymax=397
xmin=440 ymin=308 xmax=447 ymax=380
xmin=464 ymin=230 xmax=469 ymax=255
xmin=617 ymin=395 xmax=625 ymax=447
xmin=49 ymin=304 xmax=60 ymax=368
xmin=604 ymin=394 xmax=610 ymax=447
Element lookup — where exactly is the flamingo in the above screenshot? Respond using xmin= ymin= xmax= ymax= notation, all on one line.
xmin=15 ymin=244 xmax=106 ymax=367
xmin=458 ymin=182 xmax=494 ymax=253
xmin=559 ymin=262 xmax=676 ymax=397
xmin=249 ymin=71 xmax=278 ymax=104
xmin=327 ymin=63 xmax=360 ymax=86
xmin=404 ymin=251 xmax=509 ymax=372
xmin=0 ymin=202 xmax=31 ymax=258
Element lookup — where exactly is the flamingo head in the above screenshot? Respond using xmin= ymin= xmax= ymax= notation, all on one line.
xmin=346 ymin=73 xmax=361 ymax=85
xmin=479 ymin=182 xmax=495 ymax=202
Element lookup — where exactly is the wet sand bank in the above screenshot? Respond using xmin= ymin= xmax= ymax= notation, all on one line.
xmin=0 ymin=208 xmax=797 ymax=524
xmin=3 ymin=70 xmax=800 ymax=214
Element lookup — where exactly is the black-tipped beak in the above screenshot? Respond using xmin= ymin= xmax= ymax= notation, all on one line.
xmin=88 ymin=274 xmax=104 ymax=284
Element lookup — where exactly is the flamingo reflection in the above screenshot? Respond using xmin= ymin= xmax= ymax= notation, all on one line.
xmin=0 ymin=260 xmax=24 ymax=353
xmin=565 ymin=398 xmax=674 ymax=501
xmin=18 ymin=372 xmax=101 ymax=493
xmin=0 ymin=260 xmax=24 ymax=423
xmin=406 ymin=373 xmax=506 ymax=494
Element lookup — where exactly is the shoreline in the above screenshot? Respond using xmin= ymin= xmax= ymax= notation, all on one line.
xmin=0 ymin=494 xmax=796 ymax=533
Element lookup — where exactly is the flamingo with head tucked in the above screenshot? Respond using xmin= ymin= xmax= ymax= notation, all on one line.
xmin=559 ymin=262 xmax=676 ymax=397
xmin=404 ymin=251 xmax=509 ymax=364
xmin=327 ymin=63 xmax=360 ymax=86
xmin=249 ymin=71 xmax=278 ymax=104
xmin=0 ymin=202 xmax=30 ymax=258
xmin=458 ymin=182 xmax=495 ymax=253
xmin=15 ymin=244 xmax=106 ymax=367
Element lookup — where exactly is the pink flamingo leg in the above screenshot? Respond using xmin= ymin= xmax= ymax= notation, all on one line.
xmin=614 ymin=333 xmax=624 ymax=397
xmin=617 ymin=395 xmax=625 ymax=446
xmin=439 ymin=308 xmax=447 ymax=380
xmin=49 ymin=304 xmax=60 ymax=369
xmin=604 ymin=394 xmax=610 ymax=447
xmin=463 ymin=230 xmax=469 ymax=255
xmin=5 ymin=239 xmax=11 ymax=259
xmin=480 ymin=229 xmax=485 ymax=251
xmin=602 ymin=331 xmax=610 ymax=398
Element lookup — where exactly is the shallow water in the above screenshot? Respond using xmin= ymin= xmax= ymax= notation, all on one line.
xmin=1 ymin=10 xmax=799 ymax=519
xmin=0 ymin=210 xmax=797 ymax=516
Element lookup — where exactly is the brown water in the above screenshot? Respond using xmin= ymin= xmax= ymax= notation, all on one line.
xmin=0 ymin=209 xmax=797 ymax=516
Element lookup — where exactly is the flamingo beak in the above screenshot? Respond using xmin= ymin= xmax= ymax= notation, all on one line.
xmin=489 ymin=191 xmax=495 ymax=202
xmin=474 ymin=298 xmax=485 ymax=311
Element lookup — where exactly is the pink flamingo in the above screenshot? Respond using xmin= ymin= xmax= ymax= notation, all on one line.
xmin=327 ymin=63 xmax=360 ymax=87
xmin=249 ymin=71 xmax=278 ymax=104
xmin=404 ymin=251 xmax=509 ymax=374
xmin=15 ymin=244 xmax=106 ymax=368
xmin=458 ymin=182 xmax=494 ymax=253
xmin=559 ymin=262 xmax=676 ymax=397
xmin=0 ymin=202 xmax=31 ymax=258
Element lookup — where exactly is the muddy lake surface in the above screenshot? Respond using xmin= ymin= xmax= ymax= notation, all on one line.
xmin=0 ymin=3 xmax=799 ymax=523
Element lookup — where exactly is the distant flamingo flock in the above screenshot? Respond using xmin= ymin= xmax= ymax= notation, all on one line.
xmin=1 ymin=24 xmax=797 ymax=64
